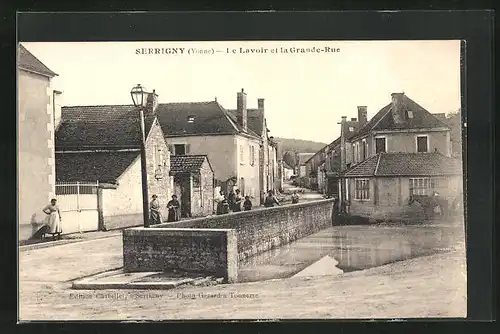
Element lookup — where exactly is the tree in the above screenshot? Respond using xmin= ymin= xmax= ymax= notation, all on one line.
xmin=282 ymin=151 xmax=297 ymax=168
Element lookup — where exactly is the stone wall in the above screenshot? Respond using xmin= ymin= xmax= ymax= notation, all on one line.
xmin=122 ymin=199 xmax=334 ymax=281
xmin=161 ymin=199 xmax=332 ymax=259
xmin=123 ymin=228 xmax=238 ymax=282
xmin=18 ymin=70 xmax=55 ymax=239
xmin=145 ymin=121 xmax=171 ymax=218
xmin=347 ymin=176 xmax=463 ymax=221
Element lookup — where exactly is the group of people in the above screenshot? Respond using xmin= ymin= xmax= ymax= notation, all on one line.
xmin=214 ymin=188 xmax=285 ymax=215
xmin=37 ymin=188 xmax=301 ymax=240
xmin=215 ymin=189 xmax=252 ymax=214
xmin=149 ymin=194 xmax=181 ymax=225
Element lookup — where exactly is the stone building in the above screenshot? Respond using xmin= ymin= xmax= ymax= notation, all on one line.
xmin=339 ymin=92 xmax=463 ymax=221
xmin=156 ymin=89 xmax=276 ymax=206
xmin=55 ymin=92 xmax=172 ymax=230
xmin=322 ymin=109 xmax=364 ymax=198
xmin=170 ymin=155 xmax=214 ymax=217
xmin=17 ymin=44 xmax=61 ymax=241
xmin=296 ymin=153 xmax=315 ymax=177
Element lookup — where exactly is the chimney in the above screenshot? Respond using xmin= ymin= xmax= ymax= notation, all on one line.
xmin=351 ymin=118 xmax=357 ymax=122
xmin=357 ymin=106 xmax=368 ymax=125
xmin=391 ymin=92 xmax=406 ymax=125
xmin=237 ymin=88 xmax=248 ymax=132
xmin=146 ymin=89 xmax=159 ymax=113
xmin=53 ymin=90 xmax=63 ymax=131
xmin=258 ymin=98 xmax=265 ymax=110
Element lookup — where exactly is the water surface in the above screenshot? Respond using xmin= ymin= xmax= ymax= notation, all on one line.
xmin=237 ymin=222 xmax=464 ymax=282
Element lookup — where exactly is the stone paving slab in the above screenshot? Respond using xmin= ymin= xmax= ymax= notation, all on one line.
xmin=71 ymin=269 xmax=222 ymax=290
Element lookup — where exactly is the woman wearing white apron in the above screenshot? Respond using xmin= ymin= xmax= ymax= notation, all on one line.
xmin=42 ymin=198 xmax=62 ymax=240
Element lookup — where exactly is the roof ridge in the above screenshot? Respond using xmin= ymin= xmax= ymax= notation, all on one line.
xmin=160 ymin=101 xmax=216 ymax=105
xmin=18 ymin=44 xmax=58 ymax=77
xmin=62 ymin=104 xmax=135 ymax=108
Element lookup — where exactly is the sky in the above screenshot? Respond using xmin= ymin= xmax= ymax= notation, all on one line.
xmin=22 ymin=40 xmax=461 ymax=143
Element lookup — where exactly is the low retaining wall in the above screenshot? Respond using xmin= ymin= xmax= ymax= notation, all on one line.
xmin=123 ymin=199 xmax=334 ymax=282
xmin=123 ymin=228 xmax=237 ymax=281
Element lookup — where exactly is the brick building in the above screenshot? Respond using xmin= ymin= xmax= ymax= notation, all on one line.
xmin=55 ymin=92 xmax=172 ymax=230
xmin=17 ymin=44 xmax=62 ymax=240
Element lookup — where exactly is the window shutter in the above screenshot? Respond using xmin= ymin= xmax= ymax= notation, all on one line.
xmin=185 ymin=144 xmax=191 ymax=154
xmin=168 ymin=145 xmax=175 ymax=155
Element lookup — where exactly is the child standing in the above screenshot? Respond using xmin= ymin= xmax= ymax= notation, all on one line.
xmin=243 ymin=196 xmax=253 ymax=211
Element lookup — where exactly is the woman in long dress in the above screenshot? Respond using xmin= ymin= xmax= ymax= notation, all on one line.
xmin=232 ymin=189 xmax=242 ymax=212
xmin=166 ymin=195 xmax=181 ymax=222
xmin=42 ymin=198 xmax=62 ymax=240
xmin=150 ymin=194 xmax=162 ymax=225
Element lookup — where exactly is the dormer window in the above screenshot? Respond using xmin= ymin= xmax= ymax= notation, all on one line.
xmin=407 ymin=110 xmax=414 ymax=118
xmin=349 ymin=127 xmax=354 ymax=132
xmin=187 ymin=115 xmax=195 ymax=123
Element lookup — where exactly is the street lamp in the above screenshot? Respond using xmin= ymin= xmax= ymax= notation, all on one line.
xmin=130 ymin=84 xmax=150 ymax=228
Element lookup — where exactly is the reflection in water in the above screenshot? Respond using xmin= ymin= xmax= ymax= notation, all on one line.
xmin=237 ymin=223 xmax=463 ymax=283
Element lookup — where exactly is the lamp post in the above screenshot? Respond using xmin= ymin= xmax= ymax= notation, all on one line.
xmin=130 ymin=84 xmax=150 ymax=228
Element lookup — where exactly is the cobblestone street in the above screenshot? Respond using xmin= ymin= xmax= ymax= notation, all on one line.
xmin=19 ymin=229 xmax=466 ymax=320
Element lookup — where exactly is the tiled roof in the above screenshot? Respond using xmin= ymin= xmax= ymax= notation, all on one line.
xmin=56 ymin=105 xmax=156 ymax=150
xmin=155 ymin=101 xmax=259 ymax=138
xmin=304 ymin=145 xmax=329 ymax=165
xmin=343 ymin=120 xmax=362 ymax=140
xmin=55 ymin=151 xmax=139 ymax=183
xmin=352 ymin=94 xmax=449 ymax=140
xmin=18 ymin=44 xmax=57 ymax=77
xmin=297 ymin=153 xmax=315 ymax=165
xmin=342 ymin=154 xmax=379 ymax=177
xmin=170 ymin=155 xmax=209 ymax=173
xmin=343 ymin=152 xmax=462 ymax=177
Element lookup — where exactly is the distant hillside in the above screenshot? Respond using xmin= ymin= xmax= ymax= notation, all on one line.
xmin=274 ymin=137 xmax=327 ymax=156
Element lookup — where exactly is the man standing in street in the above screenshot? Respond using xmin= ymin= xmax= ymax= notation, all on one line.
xmin=291 ymin=191 xmax=300 ymax=204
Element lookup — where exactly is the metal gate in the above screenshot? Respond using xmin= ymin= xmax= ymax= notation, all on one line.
xmin=55 ymin=181 xmax=99 ymax=234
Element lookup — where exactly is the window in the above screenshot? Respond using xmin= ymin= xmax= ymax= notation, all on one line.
xmin=187 ymin=115 xmax=195 ymax=123
xmin=193 ymin=173 xmax=201 ymax=188
xmin=362 ymin=139 xmax=367 ymax=160
xmin=375 ymin=137 xmax=386 ymax=154
xmin=355 ymin=179 xmax=370 ymax=200
xmin=409 ymin=178 xmax=438 ymax=196
xmin=173 ymin=144 xmax=187 ymax=156
xmin=153 ymin=145 xmax=162 ymax=167
xmin=356 ymin=142 xmax=361 ymax=163
xmin=407 ymin=110 xmax=414 ymax=119
xmin=249 ymin=145 xmax=255 ymax=166
xmin=349 ymin=126 xmax=354 ymax=132
xmin=416 ymin=136 xmax=428 ymax=153
xmin=240 ymin=145 xmax=245 ymax=164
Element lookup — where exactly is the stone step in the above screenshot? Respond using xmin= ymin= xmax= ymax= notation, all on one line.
xmin=72 ymin=269 xmax=225 ymax=290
